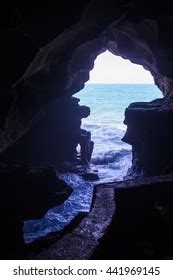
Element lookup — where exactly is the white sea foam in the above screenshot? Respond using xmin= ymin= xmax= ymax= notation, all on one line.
xmin=24 ymin=173 xmax=93 ymax=243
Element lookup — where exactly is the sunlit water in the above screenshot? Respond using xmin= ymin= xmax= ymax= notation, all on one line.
xmin=24 ymin=84 xmax=162 ymax=243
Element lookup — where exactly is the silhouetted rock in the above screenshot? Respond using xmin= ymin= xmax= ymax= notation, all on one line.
xmin=82 ymin=172 xmax=99 ymax=181
xmin=122 ymin=97 xmax=173 ymax=176
xmin=0 ymin=166 xmax=72 ymax=259
xmin=79 ymin=129 xmax=94 ymax=164
xmin=26 ymin=174 xmax=173 ymax=260
xmin=92 ymin=174 xmax=173 ymax=259
xmin=0 ymin=97 xmax=92 ymax=166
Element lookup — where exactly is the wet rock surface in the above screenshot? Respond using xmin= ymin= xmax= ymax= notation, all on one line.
xmin=92 ymin=174 xmax=173 ymax=259
xmin=79 ymin=129 xmax=94 ymax=164
xmin=0 ymin=165 xmax=72 ymax=259
xmin=28 ymin=186 xmax=115 ymax=260
xmin=19 ymin=174 xmax=173 ymax=260
xmin=81 ymin=172 xmax=99 ymax=181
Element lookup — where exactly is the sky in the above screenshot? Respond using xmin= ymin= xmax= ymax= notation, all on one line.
xmin=87 ymin=50 xmax=154 ymax=84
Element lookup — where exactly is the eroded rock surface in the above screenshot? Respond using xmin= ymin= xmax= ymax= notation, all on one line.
xmin=29 ymin=186 xmax=115 ymax=260
xmin=92 ymin=174 xmax=173 ymax=259
xmin=123 ymin=97 xmax=173 ymax=176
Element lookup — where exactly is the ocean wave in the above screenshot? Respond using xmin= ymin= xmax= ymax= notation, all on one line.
xmin=91 ymin=149 xmax=131 ymax=165
xmin=83 ymin=124 xmax=100 ymax=129
xmin=24 ymin=172 xmax=93 ymax=243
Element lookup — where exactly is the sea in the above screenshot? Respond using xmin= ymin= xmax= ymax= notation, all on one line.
xmin=24 ymin=84 xmax=162 ymax=243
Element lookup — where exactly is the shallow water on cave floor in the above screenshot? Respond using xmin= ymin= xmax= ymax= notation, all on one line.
xmin=24 ymin=163 xmax=131 ymax=244
xmin=24 ymin=172 xmax=93 ymax=243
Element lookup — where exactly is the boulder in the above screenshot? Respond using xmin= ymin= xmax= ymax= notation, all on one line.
xmin=82 ymin=172 xmax=99 ymax=181
xmin=79 ymin=129 xmax=94 ymax=164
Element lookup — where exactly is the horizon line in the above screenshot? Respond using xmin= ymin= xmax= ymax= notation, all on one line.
xmin=86 ymin=82 xmax=154 ymax=85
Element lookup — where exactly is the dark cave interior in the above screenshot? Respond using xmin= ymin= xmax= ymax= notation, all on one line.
xmin=1 ymin=1 xmax=173 ymax=260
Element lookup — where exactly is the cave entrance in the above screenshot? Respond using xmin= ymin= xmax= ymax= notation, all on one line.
xmin=75 ymin=50 xmax=162 ymax=183
xmin=23 ymin=51 xmax=162 ymax=244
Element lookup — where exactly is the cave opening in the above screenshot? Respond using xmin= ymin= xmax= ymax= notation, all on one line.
xmin=23 ymin=49 xmax=162 ymax=244
xmin=75 ymin=50 xmax=162 ymax=182
xmin=22 ymin=51 xmax=161 ymax=245
xmin=2 ymin=2 xmax=173 ymax=261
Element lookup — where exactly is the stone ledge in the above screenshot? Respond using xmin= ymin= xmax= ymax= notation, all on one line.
xmin=29 ymin=186 xmax=115 ymax=259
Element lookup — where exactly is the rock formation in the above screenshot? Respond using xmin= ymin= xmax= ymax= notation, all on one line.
xmin=0 ymin=94 xmax=93 ymax=259
xmin=123 ymin=97 xmax=173 ymax=177
xmin=0 ymin=166 xmax=72 ymax=259
xmin=0 ymin=96 xmax=92 ymax=166
xmin=92 ymin=175 xmax=173 ymax=259
xmin=23 ymin=175 xmax=173 ymax=260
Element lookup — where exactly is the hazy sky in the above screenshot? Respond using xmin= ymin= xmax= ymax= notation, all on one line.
xmin=87 ymin=51 xmax=154 ymax=84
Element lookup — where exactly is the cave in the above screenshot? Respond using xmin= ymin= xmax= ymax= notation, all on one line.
xmin=1 ymin=1 xmax=173 ymax=260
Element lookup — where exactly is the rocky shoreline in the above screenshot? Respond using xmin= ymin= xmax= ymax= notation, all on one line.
xmin=1 ymin=164 xmax=173 ymax=260
xmin=27 ymin=183 xmax=115 ymax=260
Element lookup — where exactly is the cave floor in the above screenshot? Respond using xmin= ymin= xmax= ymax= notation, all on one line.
xmin=27 ymin=185 xmax=115 ymax=260
xmin=26 ymin=174 xmax=173 ymax=260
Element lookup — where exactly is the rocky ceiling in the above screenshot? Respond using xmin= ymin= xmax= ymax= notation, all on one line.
xmin=1 ymin=0 xmax=173 ymax=153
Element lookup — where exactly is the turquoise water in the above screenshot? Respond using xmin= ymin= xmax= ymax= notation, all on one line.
xmin=24 ymin=84 xmax=162 ymax=243
xmin=75 ymin=84 xmax=162 ymax=182
xmin=24 ymin=172 xmax=93 ymax=243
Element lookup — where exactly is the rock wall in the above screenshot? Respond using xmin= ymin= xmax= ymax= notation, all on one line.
xmin=0 ymin=96 xmax=93 ymax=166
xmin=0 ymin=94 xmax=93 ymax=259
xmin=122 ymin=97 xmax=173 ymax=177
